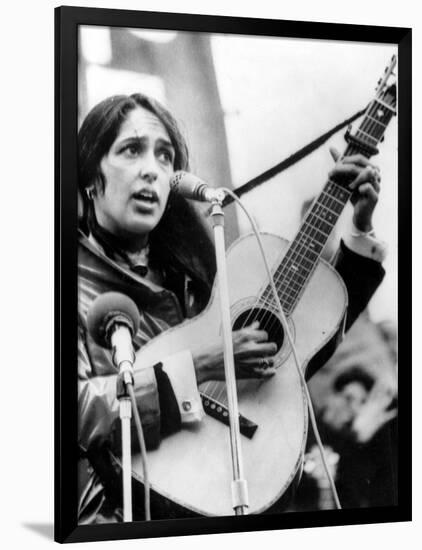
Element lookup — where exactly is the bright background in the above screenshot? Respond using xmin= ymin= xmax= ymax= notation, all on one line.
xmin=0 ymin=1 xmax=417 ymax=549
xmin=80 ymin=26 xmax=397 ymax=322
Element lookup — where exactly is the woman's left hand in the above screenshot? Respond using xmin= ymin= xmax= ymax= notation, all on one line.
xmin=329 ymin=147 xmax=381 ymax=233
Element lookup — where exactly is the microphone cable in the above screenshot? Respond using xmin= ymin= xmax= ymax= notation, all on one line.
xmin=126 ymin=381 xmax=151 ymax=521
xmin=221 ymin=187 xmax=342 ymax=510
xmin=86 ymin=291 xmax=152 ymax=521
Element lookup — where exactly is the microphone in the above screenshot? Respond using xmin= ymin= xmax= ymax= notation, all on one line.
xmin=87 ymin=292 xmax=140 ymax=375
xmin=170 ymin=171 xmax=226 ymax=203
xmin=87 ymin=292 xmax=148 ymax=521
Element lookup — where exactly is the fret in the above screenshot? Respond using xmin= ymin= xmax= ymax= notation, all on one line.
xmin=278 ymin=281 xmax=306 ymax=313
xmin=298 ymin=240 xmax=323 ymax=257
xmin=355 ymin=128 xmax=379 ymax=145
xmin=264 ymin=177 xmax=349 ymax=311
xmin=282 ymin=254 xmax=311 ymax=276
xmin=285 ymin=254 xmax=314 ymax=272
xmin=281 ymin=293 xmax=295 ymax=307
xmin=274 ymin=263 xmax=308 ymax=286
xmin=287 ymin=245 xmax=319 ymax=270
xmin=258 ymin=298 xmax=278 ymax=310
xmin=306 ymin=215 xmax=333 ymax=236
xmin=265 ymin=274 xmax=302 ymax=295
xmin=359 ymin=114 xmax=385 ymax=141
xmin=274 ymin=284 xmax=299 ymax=301
xmin=302 ymin=222 xmax=330 ymax=240
xmin=366 ymin=102 xmax=395 ymax=131
xmin=259 ymin=294 xmax=294 ymax=310
xmin=245 ymin=62 xmax=396 ymax=324
xmin=326 ymin=182 xmax=351 ymax=203
xmin=281 ymin=293 xmax=296 ymax=305
xmin=359 ymin=123 xmax=384 ymax=142
xmin=286 ymin=256 xmax=316 ymax=280
xmin=277 ymin=280 xmax=308 ymax=303
xmin=260 ymin=291 xmax=295 ymax=310
xmin=264 ymin=272 xmax=304 ymax=293
xmin=292 ymin=229 xmax=325 ymax=253
xmin=277 ymin=250 xmax=309 ymax=272
xmin=274 ymin=272 xmax=307 ymax=295
xmin=278 ymin=278 xmax=304 ymax=299
xmin=324 ymin=182 xmax=344 ymax=198
xmin=373 ymin=97 xmax=396 ymax=115
xmin=263 ymin=288 xmax=294 ymax=309
xmin=270 ymin=282 xmax=298 ymax=298
xmin=296 ymin=249 xmax=319 ymax=265
xmin=366 ymin=101 xmax=387 ymax=124
xmin=268 ymin=282 xmax=300 ymax=300
xmin=291 ymin=232 xmax=319 ymax=253
xmin=320 ymin=192 xmax=346 ymax=213
xmin=294 ymin=236 xmax=323 ymax=257
xmin=366 ymin=114 xmax=388 ymax=128
xmin=309 ymin=208 xmax=337 ymax=227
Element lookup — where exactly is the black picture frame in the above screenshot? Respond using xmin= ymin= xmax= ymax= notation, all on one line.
xmin=55 ymin=5 xmax=412 ymax=543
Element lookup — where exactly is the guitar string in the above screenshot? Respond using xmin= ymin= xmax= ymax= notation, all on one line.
xmin=223 ymin=187 xmax=345 ymax=510
xmin=202 ymin=172 xmax=347 ymax=402
xmin=254 ymin=182 xmax=350 ymax=341
xmin=204 ymin=107 xmax=376 ymax=405
xmin=239 ymin=152 xmax=361 ymax=352
xmin=214 ymin=96 xmax=396 ymax=448
xmin=203 ymin=180 xmax=352 ymax=406
xmin=253 ymin=96 xmax=394 ymax=340
xmin=202 ymin=96 xmax=394 ymax=406
xmin=240 ymin=182 xmax=346 ymax=334
xmin=240 ymin=127 xmax=364 ymax=334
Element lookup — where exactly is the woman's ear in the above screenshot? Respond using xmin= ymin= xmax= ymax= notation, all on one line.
xmin=85 ymin=186 xmax=95 ymax=201
xmin=91 ymin=172 xmax=106 ymax=196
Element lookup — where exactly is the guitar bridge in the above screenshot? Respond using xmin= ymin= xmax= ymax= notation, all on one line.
xmin=200 ymin=393 xmax=258 ymax=439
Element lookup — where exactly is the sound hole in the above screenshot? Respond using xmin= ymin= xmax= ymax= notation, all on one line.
xmin=232 ymin=308 xmax=284 ymax=351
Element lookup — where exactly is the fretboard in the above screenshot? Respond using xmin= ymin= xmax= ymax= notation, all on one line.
xmin=260 ymin=93 xmax=396 ymax=316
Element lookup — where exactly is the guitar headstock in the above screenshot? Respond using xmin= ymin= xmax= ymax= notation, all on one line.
xmin=375 ymin=55 xmax=397 ymax=112
xmin=343 ymin=55 xmax=397 ymax=157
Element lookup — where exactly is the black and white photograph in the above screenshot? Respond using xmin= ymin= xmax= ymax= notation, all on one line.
xmin=53 ymin=4 xmax=410 ymax=546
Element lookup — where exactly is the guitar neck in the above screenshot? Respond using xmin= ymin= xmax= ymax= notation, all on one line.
xmin=260 ymin=87 xmax=396 ymax=316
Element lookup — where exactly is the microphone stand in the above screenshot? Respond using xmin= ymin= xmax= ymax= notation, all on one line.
xmin=209 ymin=193 xmax=249 ymax=515
xmin=113 ymin=328 xmax=136 ymax=522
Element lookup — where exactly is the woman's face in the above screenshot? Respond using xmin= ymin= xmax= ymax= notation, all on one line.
xmin=92 ymin=106 xmax=175 ymax=244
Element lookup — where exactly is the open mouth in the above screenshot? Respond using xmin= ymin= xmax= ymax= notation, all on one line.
xmin=132 ymin=189 xmax=159 ymax=204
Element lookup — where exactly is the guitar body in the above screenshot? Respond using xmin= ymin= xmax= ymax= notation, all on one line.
xmin=125 ymin=232 xmax=348 ymax=516
xmin=98 ymin=61 xmax=397 ymax=518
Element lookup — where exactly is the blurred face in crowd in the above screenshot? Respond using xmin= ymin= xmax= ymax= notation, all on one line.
xmin=92 ymin=106 xmax=175 ymax=247
xmin=322 ymin=381 xmax=368 ymax=433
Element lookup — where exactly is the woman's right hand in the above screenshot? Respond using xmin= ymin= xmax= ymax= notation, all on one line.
xmin=192 ymin=321 xmax=278 ymax=385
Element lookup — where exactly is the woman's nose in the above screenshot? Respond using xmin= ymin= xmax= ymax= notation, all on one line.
xmin=140 ymin=151 xmax=158 ymax=183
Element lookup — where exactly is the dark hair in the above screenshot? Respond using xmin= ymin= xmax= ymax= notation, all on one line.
xmin=78 ymin=93 xmax=216 ymax=308
xmin=78 ymin=93 xmax=189 ymax=203
xmin=333 ymin=367 xmax=375 ymax=394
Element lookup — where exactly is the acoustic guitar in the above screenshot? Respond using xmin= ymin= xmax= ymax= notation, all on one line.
xmin=113 ymin=58 xmax=397 ymax=517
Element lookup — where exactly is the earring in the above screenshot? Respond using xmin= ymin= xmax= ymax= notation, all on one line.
xmin=86 ymin=187 xmax=95 ymax=201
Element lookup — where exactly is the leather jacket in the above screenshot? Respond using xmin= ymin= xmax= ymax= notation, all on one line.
xmin=77 ymin=231 xmax=385 ymax=523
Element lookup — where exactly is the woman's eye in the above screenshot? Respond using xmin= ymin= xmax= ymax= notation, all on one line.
xmin=122 ymin=144 xmax=140 ymax=157
xmin=158 ymin=149 xmax=174 ymax=165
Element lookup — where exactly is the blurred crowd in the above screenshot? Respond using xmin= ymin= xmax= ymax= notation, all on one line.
xmin=291 ymin=313 xmax=398 ymax=511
